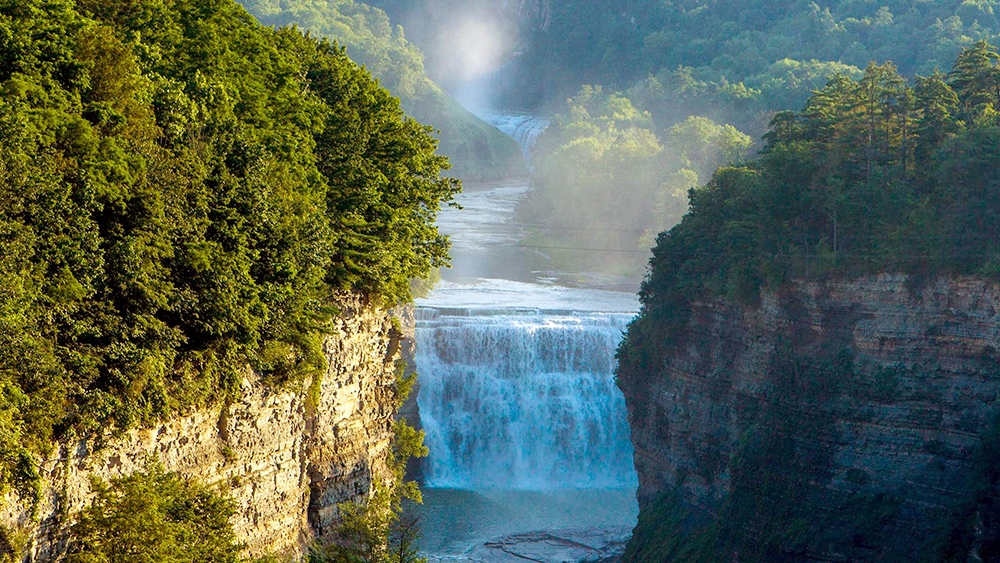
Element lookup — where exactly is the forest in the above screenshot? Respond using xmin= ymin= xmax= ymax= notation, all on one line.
xmin=0 ymin=0 xmax=454 ymax=512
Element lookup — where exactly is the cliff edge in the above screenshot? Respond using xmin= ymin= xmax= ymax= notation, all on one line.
xmin=1 ymin=298 xmax=409 ymax=562
xmin=618 ymin=275 xmax=1000 ymax=562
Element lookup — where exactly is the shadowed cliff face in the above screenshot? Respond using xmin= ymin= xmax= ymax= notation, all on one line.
xmin=1 ymin=297 xmax=408 ymax=562
xmin=618 ymin=275 xmax=1000 ymax=562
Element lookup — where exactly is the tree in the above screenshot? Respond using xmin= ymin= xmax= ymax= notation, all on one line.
xmin=949 ymin=40 xmax=1000 ymax=124
xmin=0 ymin=0 xmax=457 ymax=499
xmin=68 ymin=465 xmax=242 ymax=563
xmin=913 ymin=71 xmax=961 ymax=163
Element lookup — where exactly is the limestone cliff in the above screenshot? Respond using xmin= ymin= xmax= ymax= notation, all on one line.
xmin=618 ymin=275 xmax=1000 ymax=562
xmin=1 ymin=297 xmax=411 ymax=562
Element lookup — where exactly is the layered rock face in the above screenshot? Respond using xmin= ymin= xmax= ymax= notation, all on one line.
xmin=1 ymin=298 xmax=407 ymax=561
xmin=619 ymin=275 xmax=1000 ymax=562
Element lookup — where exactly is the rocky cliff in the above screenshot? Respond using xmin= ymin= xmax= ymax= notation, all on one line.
xmin=1 ymin=298 xmax=410 ymax=562
xmin=618 ymin=275 xmax=1000 ymax=562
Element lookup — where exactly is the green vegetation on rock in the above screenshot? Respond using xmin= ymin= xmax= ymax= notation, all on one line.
xmin=622 ymin=42 xmax=1000 ymax=379
xmin=0 ymin=0 xmax=456 ymax=505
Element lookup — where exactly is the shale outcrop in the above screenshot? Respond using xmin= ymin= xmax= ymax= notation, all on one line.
xmin=618 ymin=275 xmax=1000 ymax=562
xmin=1 ymin=298 xmax=409 ymax=562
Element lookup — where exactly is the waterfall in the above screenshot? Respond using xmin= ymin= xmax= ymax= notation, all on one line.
xmin=415 ymin=307 xmax=637 ymax=490
xmin=483 ymin=113 xmax=550 ymax=163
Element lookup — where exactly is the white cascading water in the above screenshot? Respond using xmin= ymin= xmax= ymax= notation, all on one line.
xmin=413 ymin=112 xmax=636 ymax=494
xmin=415 ymin=306 xmax=638 ymax=490
xmin=483 ymin=113 xmax=550 ymax=163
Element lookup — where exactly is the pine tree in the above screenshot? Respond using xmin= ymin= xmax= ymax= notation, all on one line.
xmin=913 ymin=71 xmax=961 ymax=164
xmin=949 ymin=40 xmax=1000 ymax=124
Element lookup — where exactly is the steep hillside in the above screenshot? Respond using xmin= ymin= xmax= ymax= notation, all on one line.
xmin=238 ymin=0 xmax=526 ymax=181
xmin=619 ymin=276 xmax=1000 ymax=562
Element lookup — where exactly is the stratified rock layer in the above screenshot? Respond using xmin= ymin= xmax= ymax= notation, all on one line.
xmin=619 ymin=275 xmax=1000 ymax=561
xmin=1 ymin=297 xmax=407 ymax=561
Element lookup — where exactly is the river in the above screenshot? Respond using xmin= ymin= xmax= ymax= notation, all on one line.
xmin=411 ymin=113 xmax=640 ymax=562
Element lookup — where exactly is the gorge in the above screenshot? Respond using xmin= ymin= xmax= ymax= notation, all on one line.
xmin=409 ymin=114 xmax=642 ymax=561
xmin=7 ymin=1 xmax=1000 ymax=562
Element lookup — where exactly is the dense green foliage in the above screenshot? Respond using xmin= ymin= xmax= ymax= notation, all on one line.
xmin=67 ymin=464 xmax=242 ymax=563
xmin=371 ymin=0 xmax=1000 ymax=126
xmin=508 ymin=0 xmax=1000 ymax=124
xmin=0 ymin=0 xmax=456 ymax=503
xmin=619 ymin=41 xmax=1000 ymax=562
xmin=237 ymin=0 xmax=525 ymax=181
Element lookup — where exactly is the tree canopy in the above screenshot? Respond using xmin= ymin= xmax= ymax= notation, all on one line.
xmin=520 ymin=86 xmax=752 ymax=275
xmin=237 ymin=0 xmax=525 ymax=181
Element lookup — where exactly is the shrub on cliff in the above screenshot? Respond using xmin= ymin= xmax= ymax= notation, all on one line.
xmin=0 ymin=0 xmax=457 ymax=504
xmin=68 ymin=464 xmax=241 ymax=563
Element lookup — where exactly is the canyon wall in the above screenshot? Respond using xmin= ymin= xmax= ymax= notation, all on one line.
xmin=1 ymin=297 xmax=410 ymax=562
xmin=619 ymin=275 xmax=1000 ymax=562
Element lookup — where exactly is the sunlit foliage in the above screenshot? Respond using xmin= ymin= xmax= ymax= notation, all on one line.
xmin=522 ymin=86 xmax=750 ymax=273
xmin=67 ymin=464 xmax=242 ymax=563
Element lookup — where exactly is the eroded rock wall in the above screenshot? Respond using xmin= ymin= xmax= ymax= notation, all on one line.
xmin=619 ymin=275 xmax=1000 ymax=561
xmin=1 ymin=297 xmax=410 ymax=561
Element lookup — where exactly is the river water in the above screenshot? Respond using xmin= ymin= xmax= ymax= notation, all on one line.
xmin=411 ymin=114 xmax=640 ymax=562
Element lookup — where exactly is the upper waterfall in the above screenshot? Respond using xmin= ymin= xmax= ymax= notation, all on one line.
xmin=483 ymin=113 xmax=550 ymax=163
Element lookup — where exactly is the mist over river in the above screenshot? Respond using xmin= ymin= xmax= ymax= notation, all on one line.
xmin=411 ymin=113 xmax=640 ymax=562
